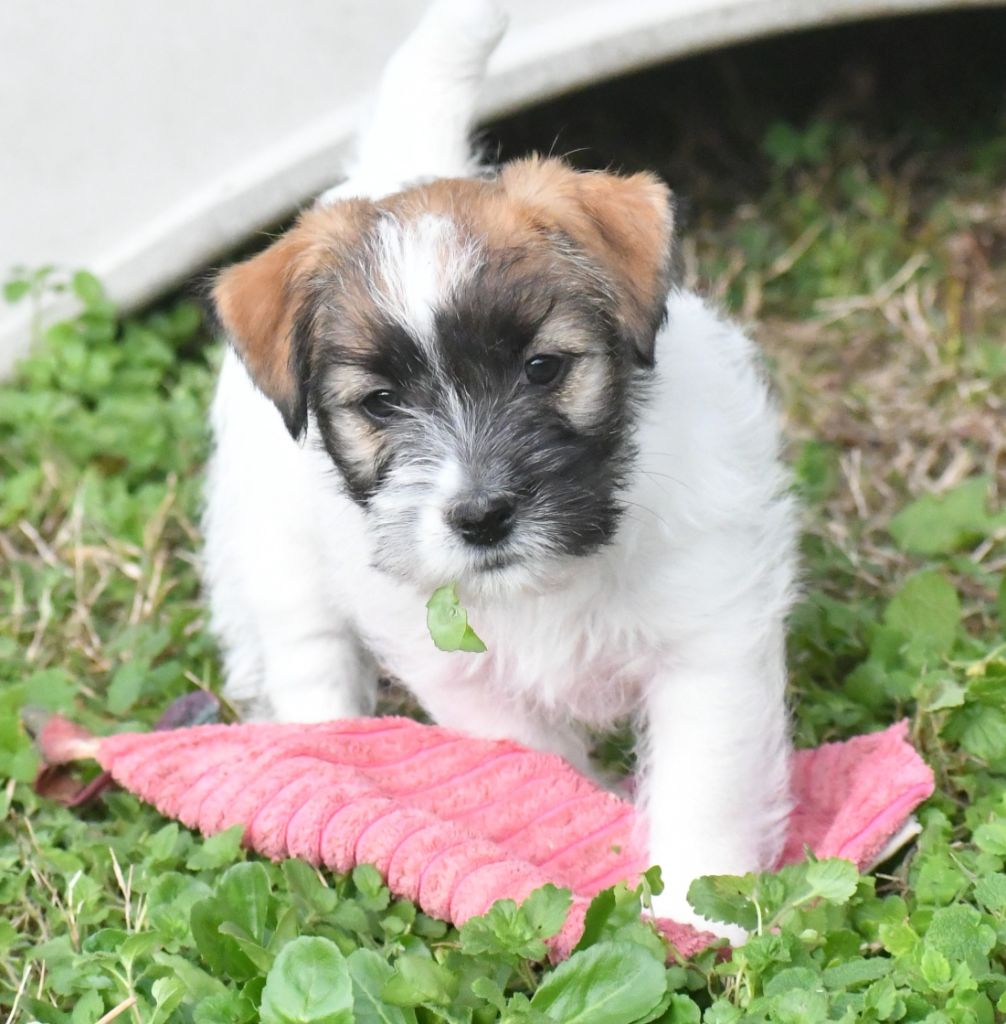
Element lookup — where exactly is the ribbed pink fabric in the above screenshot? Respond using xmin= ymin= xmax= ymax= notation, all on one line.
xmin=91 ymin=717 xmax=932 ymax=959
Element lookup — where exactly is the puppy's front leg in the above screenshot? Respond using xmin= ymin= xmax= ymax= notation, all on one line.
xmin=640 ymin=627 xmax=791 ymax=936
xmin=258 ymin=627 xmax=379 ymax=724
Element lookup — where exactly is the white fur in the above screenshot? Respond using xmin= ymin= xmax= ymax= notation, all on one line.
xmin=204 ymin=0 xmax=797 ymax=937
xmin=371 ymin=213 xmax=478 ymax=355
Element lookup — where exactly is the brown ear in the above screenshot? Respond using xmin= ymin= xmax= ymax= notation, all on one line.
xmin=500 ymin=157 xmax=675 ymax=364
xmin=213 ymin=200 xmax=373 ymax=438
xmin=213 ymin=229 xmax=318 ymax=437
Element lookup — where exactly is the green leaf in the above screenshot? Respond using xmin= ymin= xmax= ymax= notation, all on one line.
xmin=71 ymin=269 xmax=106 ymax=308
xmin=661 ymin=994 xmax=702 ymax=1024
xmin=803 ymin=858 xmax=859 ymax=905
xmin=822 ymin=957 xmax=891 ymax=990
xmin=70 ymin=992 xmax=105 ymax=1024
xmin=573 ymin=878 xmax=669 ymax=960
xmin=457 ymin=624 xmax=488 ymax=653
xmin=957 ymin=706 xmax=1006 ymax=762
xmin=193 ymin=991 xmax=258 ymax=1024
xmin=149 ymin=977 xmax=186 ymax=1024
xmin=351 ymin=863 xmax=390 ymax=912
xmin=186 ymin=824 xmax=246 ymax=870
xmin=769 ymin=987 xmax=829 ymax=1024
xmin=260 ymin=937 xmax=354 ymax=1024
xmin=347 ymin=949 xmax=418 ymax=1024
xmin=923 ymin=904 xmax=996 ymax=964
xmin=147 ymin=822 xmax=182 ymax=862
xmin=889 ymin=478 xmax=1006 ymax=555
xmin=919 ymin=676 xmax=967 ymax=712
xmin=218 ymin=922 xmax=275 ymax=972
xmin=793 ymin=440 xmax=839 ymax=504
xmin=576 ymin=887 xmax=618 ymax=951
xmin=686 ymin=874 xmax=758 ymax=931
xmin=426 ymin=584 xmax=486 ymax=653
xmin=282 ymin=859 xmax=337 ymax=916
xmin=460 ymin=886 xmax=573 ymax=963
xmin=107 ymin=660 xmax=147 ymax=714
xmin=764 ymin=966 xmax=820 ymax=996
xmin=470 ymin=977 xmax=507 ymax=1013
xmin=973 ymin=873 xmax=1006 ymax=912
xmin=530 ymin=941 xmax=667 ymax=1024
xmin=973 ymin=822 xmax=1006 ymax=855
xmin=703 ymin=999 xmax=742 ymax=1024
xmin=120 ymin=931 xmax=160 ymax=969
xmin=3 ymin=278 xmax=31 ymax=303
xmin=919 ymin=947 xmax=952 ymax=990
xmin=381 ymin=954 xmax=458 ymax=1008
xmin=217 ymin=861 xmax=271 ymax=943
xmin=190 ymin=861 xmax=272 ymax=978
xmin=521 ymin=884 xmax=572 ymax=940
xmin=883 ymin=571 xmax=960 ymax=657
xmin=23 ymin=668 xmax=76 ymax=711
xmin=270 ymin=905 xmax=301 ymax=953
xmin=863 ymin=977 xmax=901 ymax=1019
xmin=153 ymin=953 xmax=229 ymax=1001
xmin=460 ymin=900 xmax=527 ymax=958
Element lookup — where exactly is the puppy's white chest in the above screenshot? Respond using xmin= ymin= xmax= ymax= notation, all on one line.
xmin=478 ymin=597 xmax=651 ymax=721
xmin=353 ymin=568 xmax=650 ymax=728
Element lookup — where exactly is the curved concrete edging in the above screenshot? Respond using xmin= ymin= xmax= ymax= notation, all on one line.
xmin=0 ymin=0 xmax=996 ymax=373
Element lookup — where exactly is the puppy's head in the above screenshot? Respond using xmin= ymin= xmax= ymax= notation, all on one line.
xmin=213 ymin=157 xmax=674 ymax=592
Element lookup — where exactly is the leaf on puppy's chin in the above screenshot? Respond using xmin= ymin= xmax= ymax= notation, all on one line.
xmin=425 ymin=584 xmax=487 ymax=653
xmin=457 ymin=625 xmax=487 ymax=653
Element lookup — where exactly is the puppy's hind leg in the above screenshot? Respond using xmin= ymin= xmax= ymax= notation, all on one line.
xmin=205 ymin=503 xmax=380 ymax=725
xmin=204 ymin=352 xmax=380 ymax=725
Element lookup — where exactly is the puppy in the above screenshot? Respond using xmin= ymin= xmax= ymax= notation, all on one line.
xmin=203 ymin=0 xmax=797 ymax=933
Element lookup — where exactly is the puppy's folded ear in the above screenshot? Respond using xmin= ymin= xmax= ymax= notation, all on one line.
xmin=500 ymin=157 xmax=675 ymax=365
xmin=212 ymin=202 xmax=371 ymax=438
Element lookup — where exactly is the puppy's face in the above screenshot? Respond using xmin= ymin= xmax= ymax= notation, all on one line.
xmin=214 ymin=158 xmax=674 ymax=593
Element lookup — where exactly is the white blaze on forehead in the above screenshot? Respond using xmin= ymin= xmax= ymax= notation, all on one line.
xmin=370 ymin=213 xmax=479 ymax=355
xmin=434 ymin=455 xmax=465 ymax=501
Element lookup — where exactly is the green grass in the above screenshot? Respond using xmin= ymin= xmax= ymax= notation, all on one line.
xmin=2 ymin=11 xmax=1006 ymax=1023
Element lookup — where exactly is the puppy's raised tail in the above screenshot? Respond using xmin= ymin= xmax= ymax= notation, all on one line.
xmin=321 ymin=0 xmax=506 ymax=201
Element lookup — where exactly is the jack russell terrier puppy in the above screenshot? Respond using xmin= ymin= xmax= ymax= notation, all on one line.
xmin=203 ymin=0 xmax=798 ymax=934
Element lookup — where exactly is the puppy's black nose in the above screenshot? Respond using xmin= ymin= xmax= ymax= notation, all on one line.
xmin=448 ymin=496 xmax=516 ymax=547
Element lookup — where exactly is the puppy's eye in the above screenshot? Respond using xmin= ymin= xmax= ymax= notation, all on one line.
xmin=524 ymin=354 xmax=564 ymax=386
xmin=360 ymin=389 xmax=400 ymax=421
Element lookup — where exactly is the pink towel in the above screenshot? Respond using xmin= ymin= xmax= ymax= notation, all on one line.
xmin=35 ymin=714 xmax=933 ymax=959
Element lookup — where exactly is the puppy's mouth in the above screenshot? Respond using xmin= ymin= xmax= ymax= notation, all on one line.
xmin=469 ymin=548 xmax=517 ymax=573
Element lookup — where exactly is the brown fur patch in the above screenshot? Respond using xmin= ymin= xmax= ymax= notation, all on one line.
xmin=213 ymin=157 xmax=671 ymax=440
xmin=212 ymin=200 xmax=373 ymax=434
xmin=326 ymin=407 xmax=386 ymax=482
xmin=369 ymin=158 xmax=674 ymax=360
xmin=497 ymin=157 xmax=675 ymax=361
xmin=553 ymin=355 xmax=612 ymax=431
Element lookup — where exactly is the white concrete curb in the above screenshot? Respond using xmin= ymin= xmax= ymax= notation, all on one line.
xmin=1 ymin=0 xmax=996 ymax=374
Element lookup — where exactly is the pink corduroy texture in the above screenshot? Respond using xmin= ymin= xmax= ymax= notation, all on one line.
xmin=86 ymin=717 xmax=932 ymax=959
